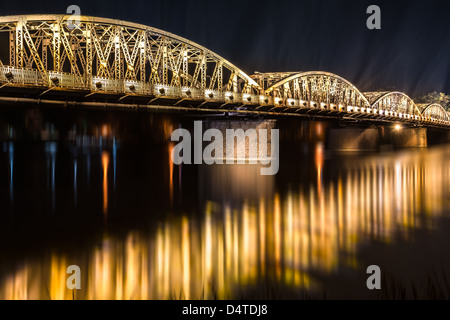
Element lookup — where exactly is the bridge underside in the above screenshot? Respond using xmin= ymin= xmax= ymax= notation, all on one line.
xmin=0 ymin=14 xmax=448 ymax=128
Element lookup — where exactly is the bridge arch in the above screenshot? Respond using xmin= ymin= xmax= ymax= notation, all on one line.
xmin=264 ymin=71 xmax=371 ymax=108
xmin=0 ymin=14 xmax=261 ymax=96
xmin=369 ymin=92 xmax=422 ymax=116
xmin=421 ymin=103 xmax=449 ymax=122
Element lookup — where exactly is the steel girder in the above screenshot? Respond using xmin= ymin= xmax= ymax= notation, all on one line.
xmin=0 ymin=14 xmax=261 ymax=94
xmin=0 ymin=15 xmax=447 ymax=126
xmin=422 ymin=103 xmax=449 ymax=122
xmin=261 ymin=71 xmax=371 ymax=108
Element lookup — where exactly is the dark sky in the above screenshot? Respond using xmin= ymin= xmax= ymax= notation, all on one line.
xmin=1 ymin=0 xmax=449 ymax=96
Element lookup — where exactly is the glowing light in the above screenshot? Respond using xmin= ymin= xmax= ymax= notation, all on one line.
xmin=101 ymin=124 xmax=110 ymax=137
xmin=169 ymin=142 xmax=174 ymax=205
xmin=1 ymin=146 xmax=449 ymax=300
xmin=102 ymin=151 xmax=109 ymax=216
xmin=394 ymin=124 xmax=402 ymax=131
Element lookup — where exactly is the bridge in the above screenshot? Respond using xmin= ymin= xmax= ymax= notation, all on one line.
xmin=0 ymin=14 xmax=448 ymax=128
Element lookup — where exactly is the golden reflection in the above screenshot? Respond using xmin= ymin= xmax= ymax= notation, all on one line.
xmin=1 ymin=147 xmax=450 ymax=299
xmin=168 ymin=142 xmax=174 ymax=205
xmin=102 ymin=151 xmax=109 ymax=216
xmin=101 ymin=124 xmax=111 ymax=137
xmin=315 ymin=142 xmax=324 ymax=194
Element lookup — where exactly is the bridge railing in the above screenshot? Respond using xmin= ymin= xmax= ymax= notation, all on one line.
xmin=181 ymin=87 xmax=204 ymax=100
xmin=49 ymin=71 xmax=85 ymax=89
xmin=91 ymin=77 xmax=124 ymax=93
xmin=153 ymin=84 xmax=182 ymax=98
xmin=204 ymin=89 xmax=225 ymax=102
xmin=123 ymin=80 xmax=151 ymax=95
xmin=224 ymin=92 xmax=240 ymax=103
xmin=0 ymin=66 xmax=43 ymax=86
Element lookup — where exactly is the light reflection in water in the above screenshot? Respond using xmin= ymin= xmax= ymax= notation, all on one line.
xmin=169 ymin=142 xmax=174 ymax=206
xmin=8 ymin=142 xmax=13 ymax=204
xmin=45 ymin=142 xmax=57 ymax=212
xmin=102 ymin=151 xmax=109 ymax=216
xmin=74 ymin=159 xmax=77 ymax=206
xmin=1 ymin=146 xmax=450 ymax=299
xmin=113 ymin=137 xmax=117 ymax=189
xmin=315 ymin=142 xmax=324 ymax=195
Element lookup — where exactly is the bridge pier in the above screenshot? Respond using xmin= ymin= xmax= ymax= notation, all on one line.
xmin=326 ymin=127 xmax=380 ymax=152
xmin=326 ymin=125 xmax=433 ymax=152
xmin=382 ymin=127 xmax=428 ymax=148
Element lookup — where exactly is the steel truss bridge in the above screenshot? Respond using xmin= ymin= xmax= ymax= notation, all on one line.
xmin=0 ymin=14 xmax=448 ymax=127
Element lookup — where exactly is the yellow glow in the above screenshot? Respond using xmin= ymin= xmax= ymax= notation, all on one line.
xmin=1 ymin=146 xmax=449 ymax=299
xmin=102 ymin=151 xmax=109 ymax=216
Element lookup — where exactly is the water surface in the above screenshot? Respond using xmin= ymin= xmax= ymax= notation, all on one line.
xmin=0 ymin=107 xmax=449 ymax=299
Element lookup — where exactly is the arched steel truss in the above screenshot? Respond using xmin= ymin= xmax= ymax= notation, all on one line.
xmin=250 ymin=71 xmax=449 ymax=124
xmin=0 ymin=14 xmax=261 ymax=98
xmin=369 ymin=91 xmax=422 ymax=118
xmin=0 ymin=14 xmax=447 ymax=126
xmin=422 ymin=103 xmax=449 ymax=122
xmin=262 ymin=71 xmax=370 ymax=109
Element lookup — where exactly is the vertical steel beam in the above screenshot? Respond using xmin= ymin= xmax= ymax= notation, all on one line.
xmin=200 ymin=53 xmax=206 ymax=90
xmin=9 ymin=29 xmax=15 ymax=67
xmin=139 ymin=33 xmax=146 ymax=82
xmin=53 ymin=21 xmax=61 ymax=72
xmin=162 ymin=42 xmax=168 ymax=85
xmin=42 ymin=38 xmax=48 ymax=70
xmin=16 ymin=19 xmax=24 ymax=69
xmin=86 ymin=23 xmax=92 ymax=84
xmin=182 ymin=49 xmax=188 ymax=87
xmin=114 ymin=27 xmax=121 ymax=80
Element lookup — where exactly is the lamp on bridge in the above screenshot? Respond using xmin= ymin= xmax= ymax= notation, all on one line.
xmin=129 ymin=84 xmax=136 ymax=92
xmin=159 ymin=88 xmax=166 ymax=95
xmin=5 ymin=72 xmax=13 ymax=81
xmin=246 ymin=96 xmax=252 ymax=102
xmin=228 ymin=95 xmax=234 ymax=101
xmin=51 ymin=77 xmax=60 ymax=86
xmin=185 ymin=90 xmax=191 ymax=97
xmin=208 ymin=92 xmax=214 ymax=99
xmin=95 ymin=82 xmax=102 ymax=89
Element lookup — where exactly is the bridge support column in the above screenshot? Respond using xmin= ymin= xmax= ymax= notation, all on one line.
xmin=326 ymin=127 xmax=380 ymax=152
xmin=386 ymin=127 xmax=427 ymax=148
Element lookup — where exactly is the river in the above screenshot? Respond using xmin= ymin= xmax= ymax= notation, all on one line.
xmin=0 ymin=106 xmax=449 ymax=299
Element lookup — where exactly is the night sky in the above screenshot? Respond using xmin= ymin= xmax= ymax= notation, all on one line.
xmin=1 ymin=0 xmax=449 ymax=96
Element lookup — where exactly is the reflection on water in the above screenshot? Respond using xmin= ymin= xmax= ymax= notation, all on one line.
xmin=0 ymin=109 xmax=449 ymax=299
xmin=102 ymin=151 xmax=109 ymax=217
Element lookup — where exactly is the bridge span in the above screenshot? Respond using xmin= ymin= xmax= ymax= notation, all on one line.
xmin=0 ymin=14 xmax=448 ymax=128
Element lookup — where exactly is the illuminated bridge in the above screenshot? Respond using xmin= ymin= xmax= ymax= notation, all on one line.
xmin=0 ymin=14 xmax=449 ymax=128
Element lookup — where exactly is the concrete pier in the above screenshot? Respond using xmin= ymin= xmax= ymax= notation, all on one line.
xmin=326 ymin=127 xmax=380 ymax=152
xmin=388 ymin=127 xmax=428 ymax=148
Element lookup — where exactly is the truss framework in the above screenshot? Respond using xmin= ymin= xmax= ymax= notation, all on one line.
xmin=255 ymin=71 xmax=449 ymax=123
xmin=0 ymin=14 xmax=260 ymax=94
xmin=0 ymin=15 xmax=448 ymax=126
